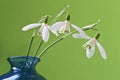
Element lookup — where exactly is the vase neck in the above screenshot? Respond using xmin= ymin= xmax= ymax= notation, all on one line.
xmin=7 ymin=56 xmax=40 ymax=71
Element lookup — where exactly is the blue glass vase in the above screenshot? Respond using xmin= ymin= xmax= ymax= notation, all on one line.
xmin=0 ymin=56 xmax=46 ymax=80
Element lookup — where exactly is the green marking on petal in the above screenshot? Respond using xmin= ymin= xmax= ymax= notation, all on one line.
xmin=64 ymin=30 xmax=69 ymax=34
xmin=87 ymin=45 xmax=91 ymax=49
xmin=37 ymin=32 xmax=42 ymax=36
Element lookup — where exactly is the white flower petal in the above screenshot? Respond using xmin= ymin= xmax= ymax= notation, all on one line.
xmin=59 ymin=26 xmax=64 ymax=33
xmin=63 ymin=21 xmax=70 ymax=34
xmin=48 ymin=25 xmax=58 ymax=36
xmin=83 ymin=38 xmax=96 ymax=48
xmin=65 ymin=21 xmax=70 ymax=30
xmin=51 ymin=22 xmax=65 ymax=32
xmin=22 ymin=23 xmax=41 ymax=31
xmin=73 ymin=34 xmax=90 ymax=39
xmin=51 ymin=30 xmax=59 ymax=36
xmin=73 ymin=34 xmax=82 ymax=38
xmin=86 ymin=45 xmax=95 ymax=59
xmin=96 ymin=41 xmax=107 ymax=59
xmin=49 ymin=27 xmax=58 ymax=36
xmin=71 ymin=24 xmax=90 ymax=39
xmin=83 ymin=38 xmax=96 ymax=59
xmin=50 ymin=22 xmax=65 ymax=36
xmin=42 ymin=26 xmax=49 ymax=42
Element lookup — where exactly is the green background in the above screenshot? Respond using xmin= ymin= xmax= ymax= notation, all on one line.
xmin=0 ymin=0 xmax=119 ymax=80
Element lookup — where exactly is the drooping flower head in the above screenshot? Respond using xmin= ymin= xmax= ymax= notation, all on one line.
xmin=50 ymin=14 xmax=71 ymax=36
xmin=22 ymin=16 xmax=56 ymax=42
xmin=82 ymin=33 xmax=107 ymax=59
xmin=72 ymin=21 xmax=107 ymax=59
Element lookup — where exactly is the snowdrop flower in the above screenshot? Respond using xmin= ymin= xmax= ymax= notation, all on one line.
xmin=22 ymin=16 xmax=54 ymax=42
xmin=50 ymin=14 xmax=71 ymax=36
xmin=82 ymin=33 xmax=107 ymax=59
xmin=72 ymin=25 xmax=107 ymax=59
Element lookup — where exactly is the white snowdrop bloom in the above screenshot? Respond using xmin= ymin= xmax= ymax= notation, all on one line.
xmin=22 ymin=22 xmax=54 ymax=42
xmin=50 ymin=14 xmax=75 ymax=36
xmin=83 ymin=37 xmax=107 ymax=59
xmin=72 ymin=24 xmax=107 ymax=59
xmin=50 ymin=20 xmax=70 ymax=36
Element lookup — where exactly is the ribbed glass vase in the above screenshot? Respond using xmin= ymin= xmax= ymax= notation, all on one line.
xmin=0 ymin=56 xmax=46 ymax=80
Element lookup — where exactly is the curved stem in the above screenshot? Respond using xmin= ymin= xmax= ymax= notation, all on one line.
xmin=38 ymin=37 xmax=64 ymax=58
xmin=38 ymin=30 xmax=75 ymax=58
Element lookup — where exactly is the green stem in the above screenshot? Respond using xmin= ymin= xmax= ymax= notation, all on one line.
xmin=34 ymin=39 xmax=43 ymax=57
xmin=22 ymin=30 xmax=36 ymax=70
xmin=38 ymin=37 xmax=64 ymax=58
xmin=26 ymin=36 xmax=34 ymax=56
xmin=38 ymin=30 xmax=75 ymax=58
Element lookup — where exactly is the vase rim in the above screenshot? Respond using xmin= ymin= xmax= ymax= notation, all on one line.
xmin=7 ymin=56 xmax=40 ymax=62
